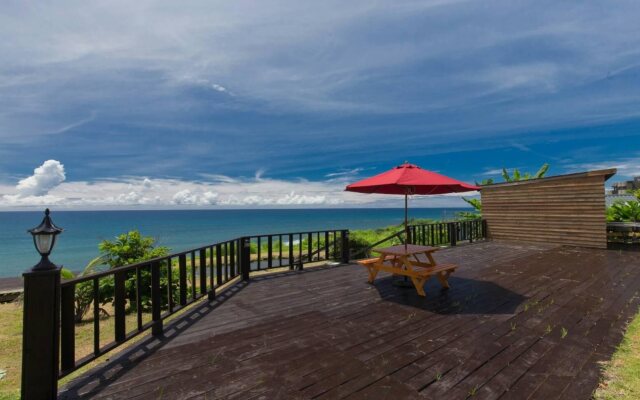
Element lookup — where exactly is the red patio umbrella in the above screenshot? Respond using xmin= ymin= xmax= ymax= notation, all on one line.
xmin=345 ymin=162 xmax=479 ymax=246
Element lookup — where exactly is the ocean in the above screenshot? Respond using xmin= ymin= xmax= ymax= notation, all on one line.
xmin=0 ymin=208 xmax=469 ymax=277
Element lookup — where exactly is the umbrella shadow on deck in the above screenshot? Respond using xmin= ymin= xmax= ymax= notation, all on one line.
xmin=374 ymin=275 xmax=526 ymax=315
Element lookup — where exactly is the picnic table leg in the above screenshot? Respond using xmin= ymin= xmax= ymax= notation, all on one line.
xmin=426 ymin=252 xmax=437 ymax=266
xmin=410 ymin=276 xmax=427 ymax=297
xmin=436 ymin=270 xmax=451 ymax=289
xmin=366 ymin=265 xmax=379 ymax=283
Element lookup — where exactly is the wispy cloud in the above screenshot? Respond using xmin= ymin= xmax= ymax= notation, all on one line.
xmin=325 ymin=168 xmax=365 ymax=179
xmin=564 ymin=154 xmax=640 ymax=180
xmin=1 ymin=1 xmax=639 ymax=190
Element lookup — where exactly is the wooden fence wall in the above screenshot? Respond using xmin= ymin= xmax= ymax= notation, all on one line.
xmin=480 ymin=169 xmax=616 ymax=249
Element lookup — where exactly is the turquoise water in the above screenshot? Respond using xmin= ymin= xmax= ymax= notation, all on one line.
xmin=0 ymin=208 xmax=468 ymax=277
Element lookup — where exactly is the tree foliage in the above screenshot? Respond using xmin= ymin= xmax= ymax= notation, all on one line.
xmin=460 ymin=163 xmax=550 ymax=220
xmin=72 ymin=230 xmax=171 ymax=322
xmin=501 ymin=163 xmax=549 ymax=182
xmin=99 ymin=231 xmax=169 ymax=268
xmin=607 ymin=201 xmax=640 ymax=223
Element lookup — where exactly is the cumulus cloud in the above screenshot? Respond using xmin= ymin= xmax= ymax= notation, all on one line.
xmin=172 ymin=190 xmax=219 ymax=206
xmin=0 ymin=161 xmax=473 ymax=209
xmin=15 ymin=160 xmax=66 ymax=196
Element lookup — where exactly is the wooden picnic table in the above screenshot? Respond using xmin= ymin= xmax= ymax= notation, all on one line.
xmin=358 ymin=244 xmax=457 ymax=296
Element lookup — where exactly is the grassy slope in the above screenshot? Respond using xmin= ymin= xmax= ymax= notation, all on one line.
xmin=0 ymin=304 xmax=21 ymax=400
xmin=595 ymin=311 xmax=640 ymax=399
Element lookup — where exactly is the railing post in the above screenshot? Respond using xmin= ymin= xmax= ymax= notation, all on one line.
xmin=482 ymin=219 xmax=488 ymax=239
xmin=179 ymin=254 xmax=187 ymax=306
xmin=60 ymin=283 xmax=76 ymax=374
xmin=208 ymin=247 xmax=216 ymax=301
xmin=448 ymin=222 xmax=457 ymax=246
xmin=114 ymin=270 xmax=126 ymax=342
xmin=21 ymin=267 xmax=61 ymax=400
xmin=241 ymin=237 xmax=251 ymax=281
xmin=151 ymin=261 xmax=163 ymax=336
xmin=288 ymin=234 xmax=294 ymax=270
xmin=341 ymin=230 xmax=350 ymax=264
xmin=199 ymin=249 xmax=207 ymax=296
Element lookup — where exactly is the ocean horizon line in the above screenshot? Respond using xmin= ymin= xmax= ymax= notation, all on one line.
xmin=0 ymin=206 xmax=474 ymax=213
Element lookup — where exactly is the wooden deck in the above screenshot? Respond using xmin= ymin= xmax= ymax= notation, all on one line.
xmin=60 ymin=241 xmax=640 ymax=399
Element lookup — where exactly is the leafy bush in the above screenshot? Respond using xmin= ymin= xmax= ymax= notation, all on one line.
xmin=607 ymin=201 xmax=640 ymax=222
xmin=72 ymin=230 xmax=171 ymax=321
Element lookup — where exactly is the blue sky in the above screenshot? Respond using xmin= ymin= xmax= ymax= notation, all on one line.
xmin=1 ymin=0 xmax=639 ymax=209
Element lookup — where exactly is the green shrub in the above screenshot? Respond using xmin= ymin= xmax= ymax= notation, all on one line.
xmin=607 ymin=201 xmax=640 ymax=222
xmin=72 ymin=230 xmax=171 ymax=321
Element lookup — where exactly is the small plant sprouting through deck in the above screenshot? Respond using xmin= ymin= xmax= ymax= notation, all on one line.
xmin=510 ymin=322 xmax=517 ymax=331
xmin=561 ymin=327 xmax=568 ymax=339
xmin=435 ymin=372 xmax=442 ymax=381
xmin=209 ymin=349 xmax=223 ymax=365
xmin=404 ymin=312 xmax=417 ymax=322
xmin=468 ymin=384 xmax=479 ymax=396
xmin=545 ymin=324 xmax=552 ymax=335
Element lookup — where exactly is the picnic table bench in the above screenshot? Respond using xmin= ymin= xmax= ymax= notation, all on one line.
xmin=357 ymin=244 xmax=457 ymax=296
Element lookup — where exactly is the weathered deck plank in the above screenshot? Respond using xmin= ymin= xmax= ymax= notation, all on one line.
xmin=60 ymin=241 xmax=640 ymax=399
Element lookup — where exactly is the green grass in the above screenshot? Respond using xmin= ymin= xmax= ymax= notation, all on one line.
xmin=0 ymin=299 xmax=205 ymax=398
xmin=595 ymin=311 xmax=640 ymax=399
xmin=0 ymin=303 xmax=21 ymax=400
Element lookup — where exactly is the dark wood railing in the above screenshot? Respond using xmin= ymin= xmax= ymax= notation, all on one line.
xmin=56 ymin=230 xmax=348 ymax=378
xmin=351 ymin=219 xmax=487 ymax=259
xmin=22 ymin=221 xmax=487 ymax=398
xmin=409 ymin=219 xmax=486 ymax=247
xmin=607 ymin=222 xmax=640 ymax=244
xmin=246 ymin=230 xmax=347 ymax=271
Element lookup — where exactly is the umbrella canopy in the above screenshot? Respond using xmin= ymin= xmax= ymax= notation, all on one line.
xmin=345 ymin=163 xmax=479 ymax=195
xmin=345 ymin=163 xmax=479 ymax=249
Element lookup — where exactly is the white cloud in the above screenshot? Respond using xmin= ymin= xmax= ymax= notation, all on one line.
xmin=565 ymin=155 xmax=640 ymax=180
xmin=172 ymin=189 xmax=219 ymax=206
xmin=0 ymin=161 xmax=474 ymax=209
xmin=15 ymin=160 xmax=66 ymax=196
xmin=211 ymin=84 xmax=228 ymax=93
xmin=2 ymin=0 xmax=640 ymax=137
xmin=325 ymin=168 xmax=365 ymax=179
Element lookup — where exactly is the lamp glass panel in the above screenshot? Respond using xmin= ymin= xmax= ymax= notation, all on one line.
xmin=35 ymin=234 xmax=54 ymax=254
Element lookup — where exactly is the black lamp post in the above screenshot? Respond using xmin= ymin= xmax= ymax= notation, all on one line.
xmin=22 ymin=208 xmax=63 ymax=400
xmin=28 ymin=208 xmax=63 ymax=271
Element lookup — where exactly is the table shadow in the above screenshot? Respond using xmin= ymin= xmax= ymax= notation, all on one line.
xmin=373 ymin=275 xmax=526 ymax=315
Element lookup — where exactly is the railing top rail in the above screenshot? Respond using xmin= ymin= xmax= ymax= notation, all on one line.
xmin=245 ymin=229 xmax=347 ymax=238
xmin=61 ymin=238 xmax=239 ymax=286
xmin=351 ymin=220 xmax=486 ymax=259
xmin=60 ymin=229 xmax=349 ymax=286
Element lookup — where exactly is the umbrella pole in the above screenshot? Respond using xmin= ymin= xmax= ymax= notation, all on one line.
xmin=404 ymin=192 xmax=408 ymax=250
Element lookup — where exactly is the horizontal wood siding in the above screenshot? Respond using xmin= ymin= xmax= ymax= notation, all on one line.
xmin=481 ymin=173 xmax=610 ymax=248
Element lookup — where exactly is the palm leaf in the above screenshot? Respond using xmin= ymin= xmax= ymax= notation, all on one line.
xmin=534 ymin=163 xmax=549 ymax=179
xmin=502 ymin=168 xmax=512 ymax=182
